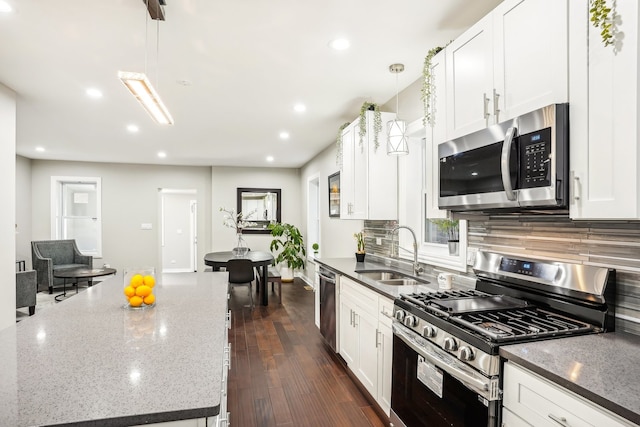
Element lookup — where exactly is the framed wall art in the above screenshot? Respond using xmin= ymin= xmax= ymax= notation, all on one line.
xmin=328 ymin=172 xmax=340 ymax=218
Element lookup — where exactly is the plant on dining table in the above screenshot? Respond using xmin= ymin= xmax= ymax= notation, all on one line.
xmin=220 ymin=207 xmax=257 ymax=232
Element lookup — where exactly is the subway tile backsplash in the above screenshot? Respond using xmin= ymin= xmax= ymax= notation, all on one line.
xmin=365 ymin=217 xmax=640 ymax=336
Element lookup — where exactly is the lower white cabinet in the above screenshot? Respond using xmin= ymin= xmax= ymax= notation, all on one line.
xmin=339 ymin=276 xmax=393 ymax=415
xmin=502 ymin=362 xmax=635 ymax=427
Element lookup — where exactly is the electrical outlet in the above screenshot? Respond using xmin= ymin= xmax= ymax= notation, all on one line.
xmin=141 ymin=223 xmax=153 ymax=230
xmin=376 ymin=237 xmax=382 ymax=245
xmin=467 ymin=248 xmax=478 ymax=266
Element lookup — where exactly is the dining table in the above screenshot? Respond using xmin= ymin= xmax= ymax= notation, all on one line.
xmin=204 ymin=250 xmax=275 ymax=306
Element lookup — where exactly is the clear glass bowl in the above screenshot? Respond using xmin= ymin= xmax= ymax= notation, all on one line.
xmin=123 ymin=267 xmax=157 ymax=309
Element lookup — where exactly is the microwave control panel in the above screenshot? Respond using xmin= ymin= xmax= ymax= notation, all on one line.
xmin=519 ymin=127 xmax=552 ymax=188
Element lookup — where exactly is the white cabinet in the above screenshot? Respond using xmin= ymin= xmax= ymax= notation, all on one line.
xmin=340 ymin=110 xmax=398 ymax=220
xmin=502 ymin=362 xmax=636 ymax=427
xmin=338 ymin=276 xmax=394 ymax=414
xmin=446 ymin=0 xmax=568 ymax=139
xmin=569 ymin=0 xmax=640 ymax=219
xmin=424 ymin=48 xmax=448 ymax=219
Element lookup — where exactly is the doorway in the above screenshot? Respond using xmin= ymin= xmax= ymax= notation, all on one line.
xmin=306 ymin=174 xmax=320 ymax=257
xmin=159 ymin=189 xmax=197 ymax=273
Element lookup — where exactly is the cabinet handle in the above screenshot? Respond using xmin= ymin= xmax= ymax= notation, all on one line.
xmin=375 ymin=329 xmax=381 ymax=348
xmin=483 ymin=92 xmax=491 ymax=125
xmin=353 ymin=313 xmax=358 ymax=327
xmin=350 ymin=309 xmax=354 ymax=326
xmin=548 ymin=414 xmax=570 ymax=426
xmin=493 ymin=89 xmax=500 ymax=122
xmin=226 ymin=310 xmax=232 ymax=330
xmin=571 ymin=171 xmax=580 ymax=202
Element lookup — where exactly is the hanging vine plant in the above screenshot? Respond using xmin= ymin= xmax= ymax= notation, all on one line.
xmin=590 ymin=0 xmax=615 ymax=48
xmin=335 ymin=121 xmax=350 ymax=167
xmin=358 ymin=102 xmax=382 ymax=151
xmin=421 ymin=46 xmax=444 ymax=127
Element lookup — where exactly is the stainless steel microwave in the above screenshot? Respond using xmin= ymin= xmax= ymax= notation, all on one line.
xmin=438 ymin=103 xmax=569 ymax=212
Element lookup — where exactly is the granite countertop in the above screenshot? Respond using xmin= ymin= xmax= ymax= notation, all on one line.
xmin=0 ymin=271 xmax=229 ymax=427
xmin=314 ymin=257 xmax=441 ymax=298
xmin=501 ymin=332 xmax=640 ymax=425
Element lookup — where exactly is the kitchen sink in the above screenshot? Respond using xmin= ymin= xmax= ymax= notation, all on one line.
xmin=356 ymin=270 xmax=428 ymax=286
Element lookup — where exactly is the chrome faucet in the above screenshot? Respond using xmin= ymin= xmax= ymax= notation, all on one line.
xmin=390 ymin=225 xmax=424 ymax=276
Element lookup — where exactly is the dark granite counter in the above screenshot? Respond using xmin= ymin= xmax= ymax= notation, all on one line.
xmin=0 ymin=271 xmax=229 ymax=427
xmin=501 ymin=332 xmax=640 ymax=425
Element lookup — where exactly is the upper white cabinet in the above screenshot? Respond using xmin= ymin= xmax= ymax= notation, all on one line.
xmin=446 ymin=0 xmax=569 ymax=140
xmin=340 ymin=110 xmax=398 ymax=220
xmin=569 ymin=0 xmax=640 ymax=219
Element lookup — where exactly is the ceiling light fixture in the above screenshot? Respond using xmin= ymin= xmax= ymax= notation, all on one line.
xmin=293 ymin=103 xmax=306 ymax=113
xmin=0 ymin=1 xmax=12 ymax=13
xmin=157 ymin=151 xmax=167 ymax=158
xmin=329 ymin=38 xmax=350 ymax=51
xmin=118 ymin=1 xmax=173 ymax=125
xmin=127 ymin=124 xmax=140 ymax=133
xmin=279 ymin=131 xmax=290 ymax=140
xmin=35 ymin=146 xmax=45 ymax=152
xmin=266 ymin=156 xmax=274 ymax=162
xmin=86 ymin=88 xmax=103 ymax=99
xmin=387 ymin=63 xmax=409 ymax=156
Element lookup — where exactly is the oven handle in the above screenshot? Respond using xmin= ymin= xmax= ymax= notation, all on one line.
xmin=501 ymin=126 xmax=517 ymax=201
xmin=318 ymin=273 xmax=336 ymax=284
xmin=392 ymin=322 xmax=499 ymax=401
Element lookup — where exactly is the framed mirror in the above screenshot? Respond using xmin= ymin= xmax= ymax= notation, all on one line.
xmin=237 ymin=188 xmax=281 ymax=234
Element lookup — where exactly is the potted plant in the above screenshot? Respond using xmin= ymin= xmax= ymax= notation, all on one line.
xmin=312 ymin=242 xmax=319 ymax=257
xmin=269 ymin=222 xmax=306 ymax=282
xmin=354 ymin=230 xmax=366 ymax=262
xmin=432 ymin=219 xmax=460 ymax=256
xmin=220 ymin=207 xmax=257 ymax=257
xmin=359 ymin=102 xmax=382 ymax=151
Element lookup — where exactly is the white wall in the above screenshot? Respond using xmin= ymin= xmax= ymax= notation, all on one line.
xmin=211 ymin=166 xmax=301 ymax=253
xmin=0 ymin=84 xmax=16 ymax=330
xmin=31 ymin=161 xmax=212 ymax=272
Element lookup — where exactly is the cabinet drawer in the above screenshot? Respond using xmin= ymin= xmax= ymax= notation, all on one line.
xmin=340 ymin=276 xmax=378 ymax=316
xmin=503 ymin=363 xmax=634 ymax=427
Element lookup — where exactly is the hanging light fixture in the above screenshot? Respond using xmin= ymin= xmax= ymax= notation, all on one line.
xmin=118 ymin=1 xmax=173 ymax=125
xmin=387 ymin=63 xmax=409 ymax=155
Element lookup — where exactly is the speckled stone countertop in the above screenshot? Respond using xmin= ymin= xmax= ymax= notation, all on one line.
xmin=314 ymin=257 xmax=441 ymax=298
xmin=0 ymin=271 xmax=229 ymax=427
xmin=501 ymin=333 xmax=640 ymax=425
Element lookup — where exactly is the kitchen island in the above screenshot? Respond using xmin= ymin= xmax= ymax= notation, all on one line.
xmin=0 ymin=271 xmax=229 ymax=427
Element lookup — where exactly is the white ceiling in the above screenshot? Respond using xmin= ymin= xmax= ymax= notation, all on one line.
xmin=0 ymin=0 xmax=502 ymax=168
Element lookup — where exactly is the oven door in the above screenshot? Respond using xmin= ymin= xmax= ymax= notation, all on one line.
xmin=390 ymin=322 xmax=500 ymax=427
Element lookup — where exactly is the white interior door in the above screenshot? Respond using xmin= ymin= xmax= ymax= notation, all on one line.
xmin=160 ymin=189 xmax=197 ymax=273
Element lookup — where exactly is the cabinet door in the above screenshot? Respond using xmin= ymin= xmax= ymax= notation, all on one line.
xmin=501 ymin=407 xmax=532 ymax=427
xmin=350 ymin=117 xmax=368 ymax=219
xmin=354 ymin=309 xmax=377 ymax=399
xmin=367 ymin=111 xmax=398 ymax=220
xmin=425 ymin=49 xmax=448 ymax=219
xmin=493 ymin=0 xmax=568 ymax=121
xmin=340 ymin=122 xmax=356 ymax=218
xmin=377 ymin=321 xmax=393 ymax=416
xmin=339 ymin=297 xmax=357 ymax=366
xmin=446 ymin=14 xmax=494 ymax=139
xmin=569 ymin=0 xmax=640 ymax=219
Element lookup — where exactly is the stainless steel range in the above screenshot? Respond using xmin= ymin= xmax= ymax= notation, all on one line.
xmin=390 ymin=252 xmax=616 ymax=427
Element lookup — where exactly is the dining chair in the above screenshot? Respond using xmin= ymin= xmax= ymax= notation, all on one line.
xmin=227 ymin=258 xmax=255 ymax=310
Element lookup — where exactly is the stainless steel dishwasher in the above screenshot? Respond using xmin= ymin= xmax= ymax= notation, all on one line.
xmin=318 ymin=266 xmax=337 ymax=351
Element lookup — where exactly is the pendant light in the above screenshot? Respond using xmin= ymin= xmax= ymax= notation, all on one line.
xmin=387 ymin=63 xmax=409 ymax=155
xmin=118 ymin=1 xmax=173 ymax=125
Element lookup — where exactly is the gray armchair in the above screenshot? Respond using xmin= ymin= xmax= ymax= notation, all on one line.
xmin=16 ymin=270 xmax=37 ymax=315
xmin=31 ymin=240 xmax=93 ymax=294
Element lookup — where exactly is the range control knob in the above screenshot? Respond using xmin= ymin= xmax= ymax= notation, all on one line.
xmin=459 ymin=346 xmax=475 ymax=361
xmin=443 ymin=337 xmax=458 ymax=352
xmin=394 ymin=310 xmax=406 ymax=322
xmin=422 ymin=325 xmax=437 ymax=338
xmin=403 ymin=315 xmax=417 ymax=328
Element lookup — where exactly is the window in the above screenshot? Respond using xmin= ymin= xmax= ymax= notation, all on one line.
xmin=398 ymin=120 xmax=468 ymax=272
xmin=51 ymin=176 xmax=102 ymax=257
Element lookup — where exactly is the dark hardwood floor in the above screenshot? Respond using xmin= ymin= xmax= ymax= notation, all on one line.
xmin=227 ymin=278 xmax=388 ymax=427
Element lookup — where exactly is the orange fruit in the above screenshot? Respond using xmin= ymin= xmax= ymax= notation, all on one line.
xmin=143 ymin=293 xmax=155 ymax=305
xmin=135 ymin=285 xmax=152 ymax=298
xmin=124 ymin=286 xmax=136 ymax=298
xmin=129 ymin=296 xmax=143 ymax=307
xmin=143 ymin=275 xmax=155 ymax=288
xmin=130 ymin=274 xmax=144 ymax=288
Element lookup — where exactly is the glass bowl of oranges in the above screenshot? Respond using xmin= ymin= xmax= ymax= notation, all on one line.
xmin=123 ymin=267 xmax=157 ymax=309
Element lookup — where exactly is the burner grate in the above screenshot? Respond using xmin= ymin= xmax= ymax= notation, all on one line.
xmin=452 ymin=308 xmax=595 ymax=342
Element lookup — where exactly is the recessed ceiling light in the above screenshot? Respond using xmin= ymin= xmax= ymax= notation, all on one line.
xmin=86 ymin=88 xmax=103 ymax=99
xmin=157 ymin=151 xmax=167 ymax=158
xmin=35 ymin=146 xmax=45 ymax=152
xmin=293 ymin=103 xmax=306 ymax=113
xmin=329 ymin=38 xmax=350 ymax=51
xmin=0 ymin=1 xmax=12 ymax=13
xmin=279 ymin=131 xmax=290 ymax=140
xmin=266 ymin=156 xmax=274 ymax=162
xmin=127 ymin=124 xmax=139 ymax=133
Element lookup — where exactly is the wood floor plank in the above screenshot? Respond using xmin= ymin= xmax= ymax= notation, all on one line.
xmin=227 ymin=278 xmax=387 ymax=427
